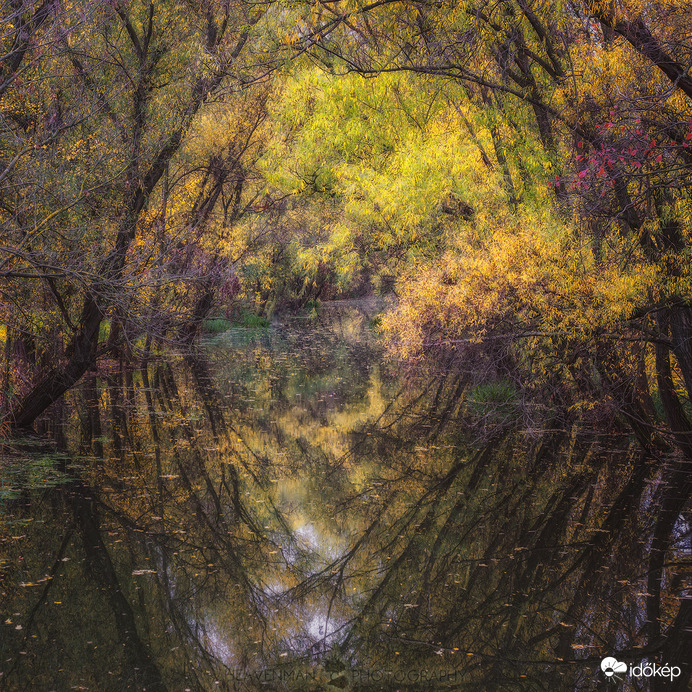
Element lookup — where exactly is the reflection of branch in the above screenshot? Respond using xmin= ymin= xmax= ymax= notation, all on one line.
xmin=74 ymin=485 xmax=168 ymax=690
xmin=4 ymin=525 xmax=75 ymax=680
xmin=184 ymin=354 xmax=294 ymax=539
xmin=554 ymin=450 xmax=652 ymax=657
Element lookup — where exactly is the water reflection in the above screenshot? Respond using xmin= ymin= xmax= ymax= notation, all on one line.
xmin=1 ymin=303 xmax=689 ymax=690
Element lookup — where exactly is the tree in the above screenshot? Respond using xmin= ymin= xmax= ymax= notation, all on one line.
xmin=0 ymin=0 xmax=278 ymax=429
xmin=281 ymin=0 xmax=692 ymax=664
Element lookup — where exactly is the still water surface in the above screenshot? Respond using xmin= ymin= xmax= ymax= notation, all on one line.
xmin=0 ymin=303 xmax=689 ymax=690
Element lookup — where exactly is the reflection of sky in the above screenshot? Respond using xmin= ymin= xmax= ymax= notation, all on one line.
xmin=306 ymin=605 xmax=345 ymax=643
xmin=285 ymin=601 xmax=348 ymax=652
xmin=197 ymin=311 xmax=384 ymax=659
xmin=672 ymin=507 xmax=691 ymax=557
xmin=294 ymin=522 xmax=340 ymax=559
xmin=202 ymin=617 xmax=235 ymax=666
xmin=288 ymin=513 xmax=346 ymax=566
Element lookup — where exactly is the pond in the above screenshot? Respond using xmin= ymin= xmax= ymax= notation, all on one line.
xmin=0 ymin=302 xmax=689 ymax=691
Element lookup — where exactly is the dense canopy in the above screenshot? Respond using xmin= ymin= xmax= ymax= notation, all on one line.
xmin=1 ymin=0 xmax=691 ymax=688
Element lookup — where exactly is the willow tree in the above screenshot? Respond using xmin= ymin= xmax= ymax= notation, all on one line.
xmin=280 ymin=0 xmax=692 ymax=666
xmin=0 ymin=0 xmax=281 ymax=429
xmin=289 ymin=1 xmax=692 ymax=344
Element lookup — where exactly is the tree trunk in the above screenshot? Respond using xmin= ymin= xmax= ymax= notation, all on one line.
xmin=10 ymin=298 xmax=103 ymax=430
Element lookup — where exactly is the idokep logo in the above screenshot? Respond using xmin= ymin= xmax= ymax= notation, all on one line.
xmin=601 ymin=658 xmax=627 ymax=682
xmin=600 ymin=656 xmax=682 ymax=684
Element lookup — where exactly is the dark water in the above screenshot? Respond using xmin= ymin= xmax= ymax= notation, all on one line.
xmin=0 ymin=303 xmax=690 ymax=691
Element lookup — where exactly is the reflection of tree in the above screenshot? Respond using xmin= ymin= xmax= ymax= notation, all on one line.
xmin=73 ymin=484 xmax=167 ymax=691
xmin=2 ymin=318 xmax=689 ymax=689
xmin=305 ymin=365 xmax=691 ymax=690
xmin=1 ymin=350 xmax=305 ymax=689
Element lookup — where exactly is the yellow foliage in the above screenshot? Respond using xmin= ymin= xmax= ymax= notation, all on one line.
xmin=384 ymin=216 xmax=667 ymax=359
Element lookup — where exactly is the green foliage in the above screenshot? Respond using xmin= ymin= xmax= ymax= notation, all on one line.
xmin=202 ymin=318 xmax=233 ymax=334
xmin=236 ymin=311 xmax=270 ymax=328
xmin=466 ymin=381 xmax=518 ymax=420
xmin=248 ymin=66 xmax=529 ymax=311
xmin=98 ymin=321 xmax=111 ymax=343
xmin=203 ymin=313 xmax=270 ymax=331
